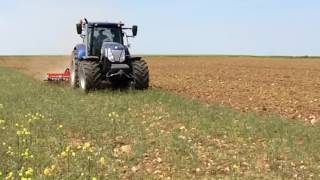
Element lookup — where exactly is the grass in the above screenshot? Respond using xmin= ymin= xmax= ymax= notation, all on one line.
xmin=0 ymin=67 xmax=320 ymax=179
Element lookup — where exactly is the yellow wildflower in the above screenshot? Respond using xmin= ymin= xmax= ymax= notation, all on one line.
xmin=24 ymin=128 xmax=31 ymax=135
xmin=99 ymin=157 xmax=106 ymax=165
xmin=21 ymin=177 xmax=32 ymax=180
xmin=82 ymin=142 xmax=91 ymax=150
xmin=6 ymin=146 xmax=14 ymax=156
xmin=92 ymin=177 xmax=97 ymax=180
xmin=17 ymin=128 xmax=31 ymax=136
xmin=43 ymin=165 xmax=56 ymax=177
xmin=25 ymin=167 xmax=33 ymax=176
xmin=66 ymin=146 xmax=71 ymax=152
xmin=61 ymin=151 xmax=67 ymax=157
xmin=43 ymin=168 xmax=50 ymax=176
xmin=5 ymin=171 xmax=13 ymax=179
xmin=89 ymin=147 xmax=95 ymax=153
xmin=21 ymin=148 xmax=30 ymax=159
xmin=108 ymin=112 xmax=119 ymax=118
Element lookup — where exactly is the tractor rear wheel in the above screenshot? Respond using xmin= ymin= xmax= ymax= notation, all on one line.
xmin=78 ymin=61 xmax=102 ymax=92
xmin=131 ymin=59 xmax=149 ymax=90
xmin=70 ymin=53 xmax=78 ymax=88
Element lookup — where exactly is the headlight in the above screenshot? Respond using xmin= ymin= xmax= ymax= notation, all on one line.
xmin=119 ymin=51 xmax=125 ymax=62
xmin=106 ymin=48 xmax=115 ymax=62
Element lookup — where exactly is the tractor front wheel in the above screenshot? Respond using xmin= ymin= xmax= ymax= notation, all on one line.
xmin=78 ymin=61 xmax=102 ymax=92
xmin=131 ymin=60 xmax=149 ymax=90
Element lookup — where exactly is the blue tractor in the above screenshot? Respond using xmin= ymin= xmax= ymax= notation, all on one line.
xmin=70 ymin=18 xmax=149 ymax=91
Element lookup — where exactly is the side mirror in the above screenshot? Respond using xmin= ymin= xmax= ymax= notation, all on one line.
xmin=132 ymin=25 xmax=138 ymax=37
xmin=76 ymin=24 xmax=82 ymax=34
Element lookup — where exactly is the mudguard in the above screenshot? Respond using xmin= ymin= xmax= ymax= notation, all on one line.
xmin=74 ymin=44 xmax=86 ymax=60
xmin=129 ymin=56 xmax=142 ymax=61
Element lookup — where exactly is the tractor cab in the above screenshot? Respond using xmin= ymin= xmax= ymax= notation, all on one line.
xmin=76 ymin=20 xmax=137 ymax=58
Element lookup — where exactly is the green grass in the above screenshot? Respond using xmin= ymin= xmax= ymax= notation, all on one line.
xmin=0 ymin=67 xmax=320 ymax=179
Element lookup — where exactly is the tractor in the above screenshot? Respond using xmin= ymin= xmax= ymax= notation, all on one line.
xmin=70 ymin=18 xmax=149 ymax=91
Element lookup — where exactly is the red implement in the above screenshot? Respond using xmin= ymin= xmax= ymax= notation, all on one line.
xmin=46 ymin=68 xmax=71 ymax=82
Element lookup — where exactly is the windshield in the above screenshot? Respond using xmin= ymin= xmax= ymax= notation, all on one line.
xmin=88 ymin=26 xmax=123 ymax=56
xmin=93 ymin=27 xmax=122 ymax=44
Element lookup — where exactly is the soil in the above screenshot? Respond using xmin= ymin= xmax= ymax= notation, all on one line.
xmin=147 ymin=56 xmax=320 ymax=122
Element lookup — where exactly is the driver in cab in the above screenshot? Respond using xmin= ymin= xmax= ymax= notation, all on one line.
xmin=93 ymin=29 xmax=108 ymax=56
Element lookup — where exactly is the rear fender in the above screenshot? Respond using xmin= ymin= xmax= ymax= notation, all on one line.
xmin=128 ymin=56 xmax=142 ymax=61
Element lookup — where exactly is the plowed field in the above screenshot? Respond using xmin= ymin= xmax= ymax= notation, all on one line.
xmin=1 ymin=56 xmax=319 ymax=122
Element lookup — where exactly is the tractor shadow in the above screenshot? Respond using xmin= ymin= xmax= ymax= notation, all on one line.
xmin=44 ymin=81 xmax=150 ymax=93
xmin=97 ymin=81 xmax=133 ymax=92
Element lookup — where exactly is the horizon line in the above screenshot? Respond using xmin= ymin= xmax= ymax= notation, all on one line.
xmin=0 ymin=54 xmax=319 ymax=58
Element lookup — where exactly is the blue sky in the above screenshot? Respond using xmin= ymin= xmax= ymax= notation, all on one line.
xmin=0 ymin=0 xmax=319 ymax=56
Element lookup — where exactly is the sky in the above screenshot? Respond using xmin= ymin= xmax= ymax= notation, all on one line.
xmin=0 ymin=0 xmax=320 ymax=56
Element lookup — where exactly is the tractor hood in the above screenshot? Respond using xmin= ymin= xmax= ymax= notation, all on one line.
xmin=101 ymin=42 xmax=129 ymax=63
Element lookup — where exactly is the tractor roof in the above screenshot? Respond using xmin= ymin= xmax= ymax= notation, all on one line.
xmin=87 ymin=22 xmax=124 ymax=27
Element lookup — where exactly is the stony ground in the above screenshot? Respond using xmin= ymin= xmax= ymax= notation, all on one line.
xmin=1 ymin=55 xmax=320 ymax=122
xmin=148 ymin=56 xmax=320 ymax=122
